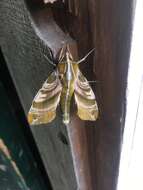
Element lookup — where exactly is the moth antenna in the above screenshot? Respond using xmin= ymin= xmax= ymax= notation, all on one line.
xmin=69 ymin=51 xmax=73 ymax=60
xmin=88 ymin=81 xmax=98 ymax=83
xmin=44 ymin=54 xmax=56 ymax=67
xmin=88 ymin=80 xmax=101 ymax=84
xmin=67 ymin=45 xmax=73 ymax=60
xmin=77 ymin=48 xmax=95 ymax=64
xmin=59 ymin=46 xmax=66 ymax=62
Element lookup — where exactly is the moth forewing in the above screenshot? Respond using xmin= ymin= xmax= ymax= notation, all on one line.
xmin=28 ymin=71 xmax=62 ymax=125
xmin=74 ymin=69 xmax=98 ymax=121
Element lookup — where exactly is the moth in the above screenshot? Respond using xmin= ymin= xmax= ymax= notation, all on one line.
xmin=28 ymin=45 xmax=98 ymax=125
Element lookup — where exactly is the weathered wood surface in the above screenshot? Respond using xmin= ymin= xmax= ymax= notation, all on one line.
xmin=0 ymin=0 xmax=134 ymax=190
xmin=0 ymin=51 xmax=52 ymax=190
xmin=0 ymin=1 xmax=76 ymax=190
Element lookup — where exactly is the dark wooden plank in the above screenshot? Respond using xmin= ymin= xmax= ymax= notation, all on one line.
xmin=0 ymin=1 xmax=77 ymax=190
xmin=0 ymin=50 xmax=52 ymax=190
xmin=87 ymin=1 xmax=134 ymax=189
xmin=65 ymin=0 xmax=134 ymax=189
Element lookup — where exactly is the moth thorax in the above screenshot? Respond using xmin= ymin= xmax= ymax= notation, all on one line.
xmin=66 ymin=59 xmax=73 ymax=81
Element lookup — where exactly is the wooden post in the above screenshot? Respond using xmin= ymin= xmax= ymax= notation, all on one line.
xmin=0 ymin=0 xmax=134 ymax=190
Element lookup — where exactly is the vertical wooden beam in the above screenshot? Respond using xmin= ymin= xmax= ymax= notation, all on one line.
xmin=87 ymin=0 xmax=134 ymax=189
xmin=0 ymin=0 xmax=135 ymax=190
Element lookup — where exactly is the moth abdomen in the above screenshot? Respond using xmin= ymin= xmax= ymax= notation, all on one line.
xmin=60 ymin=81 xmax=74 ymax=125
xmin=63 ymin=113 xmax=70 ymax=124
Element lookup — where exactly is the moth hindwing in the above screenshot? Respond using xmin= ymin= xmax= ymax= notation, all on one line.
xmin=28 ymin=47 xmax=98 ymax=125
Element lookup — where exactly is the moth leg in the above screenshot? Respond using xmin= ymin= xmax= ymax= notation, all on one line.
xmin=49 ymin=47 xmax=54 ymax=60
xmin=77 ymin=48 xmax=95 ymax=64
xmin=44 ymin=54 xmax=56 ymax=67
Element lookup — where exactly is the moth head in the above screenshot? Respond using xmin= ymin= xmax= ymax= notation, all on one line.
xmin=66 ymin=51 xmax=74 ymax=61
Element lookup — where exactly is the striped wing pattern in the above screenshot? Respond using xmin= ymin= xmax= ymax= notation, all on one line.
xmin=28 ymin=71 xmax=62 ymax=125
xmin=74 ymin=70 xmax=98 ymax=121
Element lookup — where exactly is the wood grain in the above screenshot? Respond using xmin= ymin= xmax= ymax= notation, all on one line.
xmin=0 ymin=1 xmax=77 ymax=190
xmin=0 ymin=0 xmax=134 ymax=190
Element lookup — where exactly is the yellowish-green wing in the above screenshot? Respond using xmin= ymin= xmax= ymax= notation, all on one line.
xmin=74 ymin=70 xmax=98 ymax=121
xmin=28 ymin=71 xmax=62 ymax=125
